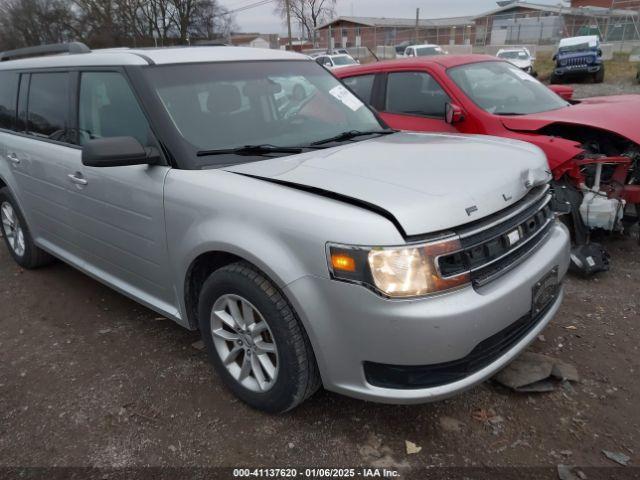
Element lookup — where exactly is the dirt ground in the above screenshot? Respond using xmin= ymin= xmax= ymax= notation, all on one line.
xmin=1 ymin=83 xmax=639 ymax=477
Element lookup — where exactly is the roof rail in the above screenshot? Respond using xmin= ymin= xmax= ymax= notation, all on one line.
xmin=0 ymin=42 xmax=91 ymax=62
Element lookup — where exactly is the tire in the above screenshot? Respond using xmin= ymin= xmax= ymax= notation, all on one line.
xmin=594 ymin=67 xmax=605 ymax=84
xmin=198 ymin=261 xmax=321 ymax=413
xmin=0 ymin=187 xmax=53 ymax=269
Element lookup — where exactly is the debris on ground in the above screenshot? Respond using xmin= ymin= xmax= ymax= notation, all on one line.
xmin=438 ymin=416 xmax=466 ymax=433
xmin=405 ymin=440 xmax=422 ymax=455
xmin=358 ymin=433 xmax=409 ymax=468
xmin=191 ymin=340 xmax=205 ymax=351
xmin=557 ymin=464 xmax=587 ymax=480
xmin=493 ymin=352 xmax=579 ymax=393
xmin=602 ymin=449 xmax=631 ymax=466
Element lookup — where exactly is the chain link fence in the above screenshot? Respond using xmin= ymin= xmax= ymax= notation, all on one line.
xmin=311 ymin=10 xmax=640 ymax=61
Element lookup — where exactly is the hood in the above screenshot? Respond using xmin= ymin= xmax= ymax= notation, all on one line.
xmin=500 ymin=96 xmax=640 ymax=145
xmin=224 ymin=132 xmax=550 ymax=237
xmin=507 ymin=58 xmax=532 ymax=69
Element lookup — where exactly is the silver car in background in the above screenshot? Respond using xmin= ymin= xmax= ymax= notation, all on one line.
xmin=0 ymin=44 xmax=570 ymax=412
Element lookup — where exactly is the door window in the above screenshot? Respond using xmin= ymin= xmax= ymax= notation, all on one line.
xmin=0 ymin=72 xmax=18 ymax=130
xmin=27 ymin=72 xmax=70 ymax=141
xmin=385 ymin=71 xmax=450 ymax=118
xmin=342 ymin=74 xmax=375 ymax=104
xmin=79 ymin=71 xmax=151 ymax=146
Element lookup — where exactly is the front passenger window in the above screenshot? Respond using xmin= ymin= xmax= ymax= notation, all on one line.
xmin=79 ymin=72 xmax=151 ymax=146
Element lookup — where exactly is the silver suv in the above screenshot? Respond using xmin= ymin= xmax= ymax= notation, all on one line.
xmin=0 ymin=43 xmax=570 ymax=412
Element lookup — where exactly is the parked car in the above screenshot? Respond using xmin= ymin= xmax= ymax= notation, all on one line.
xmin=496 ymin=47 xmax=536 ymax=76
xmin=400 ymin=44 xmax=446 ymax=58
xmin=0 ymin=43 xmax=570 ymax=413
xmin=551 ymin=35 xmax=604 ymax=84
xmin=336 ymin=54 xmax=640 ymax=275
xmin=315 ymin=53 xmax=358 ymax=70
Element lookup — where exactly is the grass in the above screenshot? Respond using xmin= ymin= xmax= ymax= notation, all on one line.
xmin=535 ymin=51 xmax=639 ymax=83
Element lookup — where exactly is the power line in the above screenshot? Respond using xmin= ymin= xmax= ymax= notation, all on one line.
xmin=222 ymin=0 xmax=275 ymax=15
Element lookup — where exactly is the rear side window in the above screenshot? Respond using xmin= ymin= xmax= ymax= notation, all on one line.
xmin=342 ymin=74 xmax=375 ymax=104
xmin=0 ymin=72 xmax=19 ymax=130
xmin=27 ymin=73 xmax=69 ymax=140
xmin=385 ymin=71 xmax=450 ymax=118
xmin=79 ymin=72 xmax=151 ymax=146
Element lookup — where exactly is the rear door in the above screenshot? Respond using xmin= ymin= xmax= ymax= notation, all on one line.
xmin=378 ymin=70 xmax=457 ymax=132
xmin=2 ymin=71 xmax=82 ymax=255
xmin=70 ymin=69 xmax=176 ymax=316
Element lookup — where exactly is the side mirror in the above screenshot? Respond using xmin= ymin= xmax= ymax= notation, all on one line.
xmin=445 ymin=103 xmax=465 ymax=124
xmin=82 ymin=137 xmax=160 ymax=168
xmin=597 ymin=49 xmax=603 ymax=57
xmin=552 ymin=54 xmax=557 ymax=61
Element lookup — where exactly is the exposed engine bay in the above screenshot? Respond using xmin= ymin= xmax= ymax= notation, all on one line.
xmin=541 ymin=123 xmax=639 ymax=231
xmin=543 ymin=124 xmax=639 ymax=275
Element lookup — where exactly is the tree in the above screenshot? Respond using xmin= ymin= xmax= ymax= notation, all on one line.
xmin=275 ymin=0 xmax=336 ymax=45
xmin=0 ymin=0 xmax=75 ymax=49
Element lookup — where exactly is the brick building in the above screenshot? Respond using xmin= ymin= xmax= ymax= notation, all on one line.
xmin=316 ymin=15 xmax=476 ymax=51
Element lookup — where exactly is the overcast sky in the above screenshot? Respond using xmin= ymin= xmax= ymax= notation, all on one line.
xmin=221 ymin=0 xmax=562 ymax=34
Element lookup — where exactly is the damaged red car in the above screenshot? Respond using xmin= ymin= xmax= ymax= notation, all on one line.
xmin=335 ymin=55 xmax=640 ymax=275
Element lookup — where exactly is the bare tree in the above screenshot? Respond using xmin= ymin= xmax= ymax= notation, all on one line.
xmin=0 ymin=0 xmax=234 ymax=50
xmin=275 ymin=0 xmax=336 ymax=45
xmin=0 ymin=0 xmax=75 ymax=49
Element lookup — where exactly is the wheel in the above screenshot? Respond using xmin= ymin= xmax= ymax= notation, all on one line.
xmin=594 ymin=67 xmax=605 ymax=83
xmin=198 ymin=261 xmax=321 ymax=413
xmin=0 ymin=187 xmax=53 ymax=269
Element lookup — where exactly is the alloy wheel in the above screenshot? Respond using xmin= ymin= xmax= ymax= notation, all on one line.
xmin=210 ymin=294 xmax=279 ymax=393
xmin=1 ymin=202 xmax=25 ymax=257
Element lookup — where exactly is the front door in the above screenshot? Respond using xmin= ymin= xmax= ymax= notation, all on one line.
xmin=69 ymin=70 xmax=176 ymax=317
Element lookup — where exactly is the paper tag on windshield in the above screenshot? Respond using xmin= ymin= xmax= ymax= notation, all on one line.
xmin=329 ymin=85 xmax=364 ymax=112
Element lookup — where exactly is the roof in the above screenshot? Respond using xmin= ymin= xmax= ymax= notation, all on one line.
xmin=0 ymin=46 xmax=306 ymax=70
xmin=475 ymin=1 xmax=638 ymax=18
xmin=558 ymin=35 xmax=599 ymax=48
xmin=333 ymin=54 xmax=500 ymax=76
xmin=316 ymin=15 xmax=475 ymax=30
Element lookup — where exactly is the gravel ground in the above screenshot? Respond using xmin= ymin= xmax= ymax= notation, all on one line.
xmin=570 ymin=80 xmax=640 ymax=98
xmin=1 ymin=83 xmax=640 ymax=476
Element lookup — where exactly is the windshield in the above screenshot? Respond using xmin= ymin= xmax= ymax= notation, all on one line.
xmin=498 ymin=51 xmax=528 ymax=60
xmin=415 ymin=47 xmax=443 ymax=56
xmin=145 ymin=61 xmax=383 ymax=165
xmin=332 ymin=56 xmax=356 ymax=65
xmin=448 ymin=61 xmax=569 ymax=115
xmin=558 ymin=42 xmax=594 ymax=54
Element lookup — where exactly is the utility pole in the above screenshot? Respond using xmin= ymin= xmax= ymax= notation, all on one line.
xmin=415 ymin=8 xmax=420 ymax=44
xmin=285 ymin=0 xmax=293 ymax=50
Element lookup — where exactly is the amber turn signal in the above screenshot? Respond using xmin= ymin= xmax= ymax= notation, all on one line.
xmin=331 ymin=253 xmax=357 ymax=272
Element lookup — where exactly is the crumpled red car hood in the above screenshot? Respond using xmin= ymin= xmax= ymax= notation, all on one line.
xmin=500 ymin=95 xmax=640 ymax=144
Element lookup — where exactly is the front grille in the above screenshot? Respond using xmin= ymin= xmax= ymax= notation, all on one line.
xmin=437 ymin=186 xmax=554 ymax=287
xmin=363 ymin=296 xmax=557 ymax=390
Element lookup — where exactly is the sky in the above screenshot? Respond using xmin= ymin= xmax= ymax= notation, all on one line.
xmin=221 ymin=0 xmax=563 ymax=34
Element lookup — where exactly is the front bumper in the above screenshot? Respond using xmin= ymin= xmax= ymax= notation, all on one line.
xmin=554 ymin=64 xmax=601 ymax=76
xmin=284 ymin=222 xmax=570 ymax=404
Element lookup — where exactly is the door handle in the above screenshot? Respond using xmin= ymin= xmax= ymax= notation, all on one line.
xmin=67 ymin=173 xmax=88 ymax=186
xmin=6 ymin=153 xmax=20 ymax=165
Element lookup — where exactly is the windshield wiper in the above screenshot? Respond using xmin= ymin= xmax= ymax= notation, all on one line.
xmin=495 ymin=112 xmax=526 ymax=116
xmin=197 ymin=144 xmax=304 ymax=157
xmin=310 ymin=129 xmax=396 ymax=146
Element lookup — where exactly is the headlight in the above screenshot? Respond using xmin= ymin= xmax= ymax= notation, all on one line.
xmin=327 ymin=237 xmax=470 ymax=298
